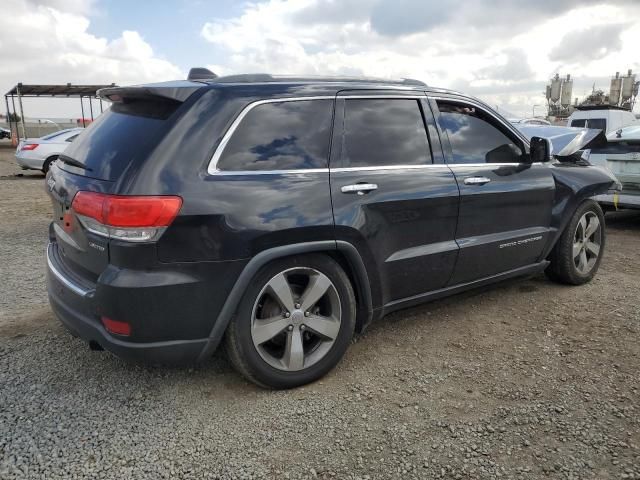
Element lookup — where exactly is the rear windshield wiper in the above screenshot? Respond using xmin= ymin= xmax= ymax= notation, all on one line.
xmin=58 ymin=154 xmax=92 ymax=171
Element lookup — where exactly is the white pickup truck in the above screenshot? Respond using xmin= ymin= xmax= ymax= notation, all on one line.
xmin=589 ymin=125 xmax=640 ymax=209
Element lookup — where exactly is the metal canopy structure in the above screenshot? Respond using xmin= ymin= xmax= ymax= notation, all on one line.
xmin=4 ymin=82 xmax=116 ymax=141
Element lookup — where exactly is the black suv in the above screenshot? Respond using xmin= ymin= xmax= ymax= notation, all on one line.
xmin=46 ymin=71 xmax=618 ymax=388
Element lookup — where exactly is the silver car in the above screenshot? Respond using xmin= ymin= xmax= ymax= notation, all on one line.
xmin=15 ymin=128 xmax=84 ymax=173
xmin=590 ymin=125 xmax=640 ymax=210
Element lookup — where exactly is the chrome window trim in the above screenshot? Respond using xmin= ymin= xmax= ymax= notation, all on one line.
xmin=207 ymin=96 xmax=336 ymax=175
xmin=337 ymin=95 xmax=427 ymax=99
xmin=207 ymin=163 xmax=543 ymax=176
xmin=207 ymin=93 xmax=539 ymax=176
xmin=447 ymin=163 xmax=521 ymax=168
xmin=46 ymin=243 xmax=92 ymax=297
xmin=211 ymin=168 xmax=329 ymax=176
xmin=332 ymin=164 xmax=447 ymax=172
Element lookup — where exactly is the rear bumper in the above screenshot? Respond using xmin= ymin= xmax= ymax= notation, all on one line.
xmin=15 ymin=152 xmax=44 ymax=170
xmin=46 ymin=242 xmax=228 ymax=365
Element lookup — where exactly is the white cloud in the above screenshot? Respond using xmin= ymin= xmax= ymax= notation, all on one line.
xmin=200 ymin=0 xmax=640 ymax=116
xmin=0 ymin=0 xmax=183 ymax=118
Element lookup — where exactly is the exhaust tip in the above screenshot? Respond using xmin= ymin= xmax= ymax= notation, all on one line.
xmin=89 ymin=341 xmax=104 ymax=351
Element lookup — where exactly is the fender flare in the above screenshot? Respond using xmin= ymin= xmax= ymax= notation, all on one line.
xmin=196 ymin=240 xmax=373 ymax=362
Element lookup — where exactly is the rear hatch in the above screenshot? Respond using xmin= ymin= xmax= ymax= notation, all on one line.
xmin=46 ymin=82 xmax=201 ymax=281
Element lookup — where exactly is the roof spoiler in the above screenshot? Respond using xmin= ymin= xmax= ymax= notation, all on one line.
xmin=97 ymin=81 xmax=204 ymax=103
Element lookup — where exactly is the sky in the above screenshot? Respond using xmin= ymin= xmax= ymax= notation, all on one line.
xmin=1 ymin=0 xmax=639 ymax=119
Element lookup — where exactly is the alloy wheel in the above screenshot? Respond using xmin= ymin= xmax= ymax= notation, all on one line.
xmin=250 ymin=267 xmax=342 ymax=372
xmin=573 ymin=211 xmax=602 ymax=275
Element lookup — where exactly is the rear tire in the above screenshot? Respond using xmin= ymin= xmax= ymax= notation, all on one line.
xmin=42 ymin=156 xmax=58 ymax=174
xmin=225 ymin=254 xmax=356 ymax=389
xmin=545 ymin=200 xmax=605 ymax=285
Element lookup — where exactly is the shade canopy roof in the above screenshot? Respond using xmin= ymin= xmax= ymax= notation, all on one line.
xmin=5 ymin=83 xmax=116 ymax=97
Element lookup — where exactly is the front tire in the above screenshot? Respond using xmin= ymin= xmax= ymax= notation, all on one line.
xmin=225 ymin=254 xmax=356 ymax=389
xmin=545 ymin=200 xmax=605 ymax=285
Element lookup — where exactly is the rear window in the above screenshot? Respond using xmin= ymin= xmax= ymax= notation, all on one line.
xmin=41 ymin=130 xmax=71 ymax=140
xmin=59 ymin=100 xmax=179 ymax=181
xmin=571 ymin=118 xmax=606 ymax=131
xmin=217 ymin=99 xmax=333 ymax=171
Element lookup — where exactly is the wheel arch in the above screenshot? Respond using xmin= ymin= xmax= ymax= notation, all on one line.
xmin=196 ymin=240 xmax=373 ymax=362
xmin=42 ymin=154 xmax=60 ymax=172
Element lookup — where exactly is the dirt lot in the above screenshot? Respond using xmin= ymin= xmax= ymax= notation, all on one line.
xmin=0 ymin=140 xmax=639 ymax=479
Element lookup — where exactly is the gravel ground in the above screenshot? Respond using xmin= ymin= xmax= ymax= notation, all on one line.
xmin=0 ymin=141 xmax=639 ymax=479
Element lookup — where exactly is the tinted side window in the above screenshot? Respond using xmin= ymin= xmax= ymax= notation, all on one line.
xmin=437 ymin=102 xmax=524 ymax=164
xmin=571 ymin=119 xmax=587 ymax=128
xmin=218 ymin=100 xmax=333 ymax=171
xmin=342 ymin=99 xmax=431 ymax=168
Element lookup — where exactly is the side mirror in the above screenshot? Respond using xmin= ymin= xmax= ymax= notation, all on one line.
xmin=530 ymin=136 xmax=552 ymax=163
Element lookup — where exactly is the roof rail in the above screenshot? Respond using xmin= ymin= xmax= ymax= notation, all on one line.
xmin=209 ymin=73 xmax=427 ymax=87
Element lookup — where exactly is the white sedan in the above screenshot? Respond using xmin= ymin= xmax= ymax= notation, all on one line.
xmin=15 ymin=128 xmax=84 ymax=173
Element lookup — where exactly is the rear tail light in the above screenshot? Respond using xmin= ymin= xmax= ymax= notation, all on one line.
xmin=71 ymin=191 xmax=182 ymax=242
xmin=21 ymin=144 xmax=39 ymax=151
xmin=101 ymin=316 xmax=131 ymax=336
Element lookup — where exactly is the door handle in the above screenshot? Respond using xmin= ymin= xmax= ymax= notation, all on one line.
xmin=463 ymin=176 xmax=491 ymax=186
xmin=341 ymin=183 xmax=378 ymax=195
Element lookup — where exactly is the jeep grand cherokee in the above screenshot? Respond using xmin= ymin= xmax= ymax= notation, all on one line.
xmin=46 ymin=70 xmax=619 ymax=388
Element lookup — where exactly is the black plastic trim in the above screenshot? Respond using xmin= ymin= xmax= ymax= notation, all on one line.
xmin=382 ymin=261 xmax=549 ymax=316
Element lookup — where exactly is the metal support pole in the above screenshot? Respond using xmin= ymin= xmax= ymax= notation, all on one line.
xmin=80 ymin=96 xmax=85 ymax=127
xmin=11 ymin=95 xmax=17 ymax=134
xmin=4 ymin=95 xmax=11 ymax=136
xmin=16 ymin=85 xmax=26 ymax=139
xmin=89 ymin=96 xmax=94 ymax=121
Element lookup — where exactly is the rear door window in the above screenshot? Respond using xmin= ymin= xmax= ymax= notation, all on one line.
xmin=570 ymin=119 xmax=587 ymax=128
xmin=217 ymin=99 xmax=333 ymax=171
xmin=341 ymin=98 xmax=432 ymax=168
xmin=436 ymin=101 xmax=524 ymax=164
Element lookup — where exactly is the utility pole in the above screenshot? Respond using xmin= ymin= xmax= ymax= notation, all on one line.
xmin=532 ymin=104 xmax=541 ymax=117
